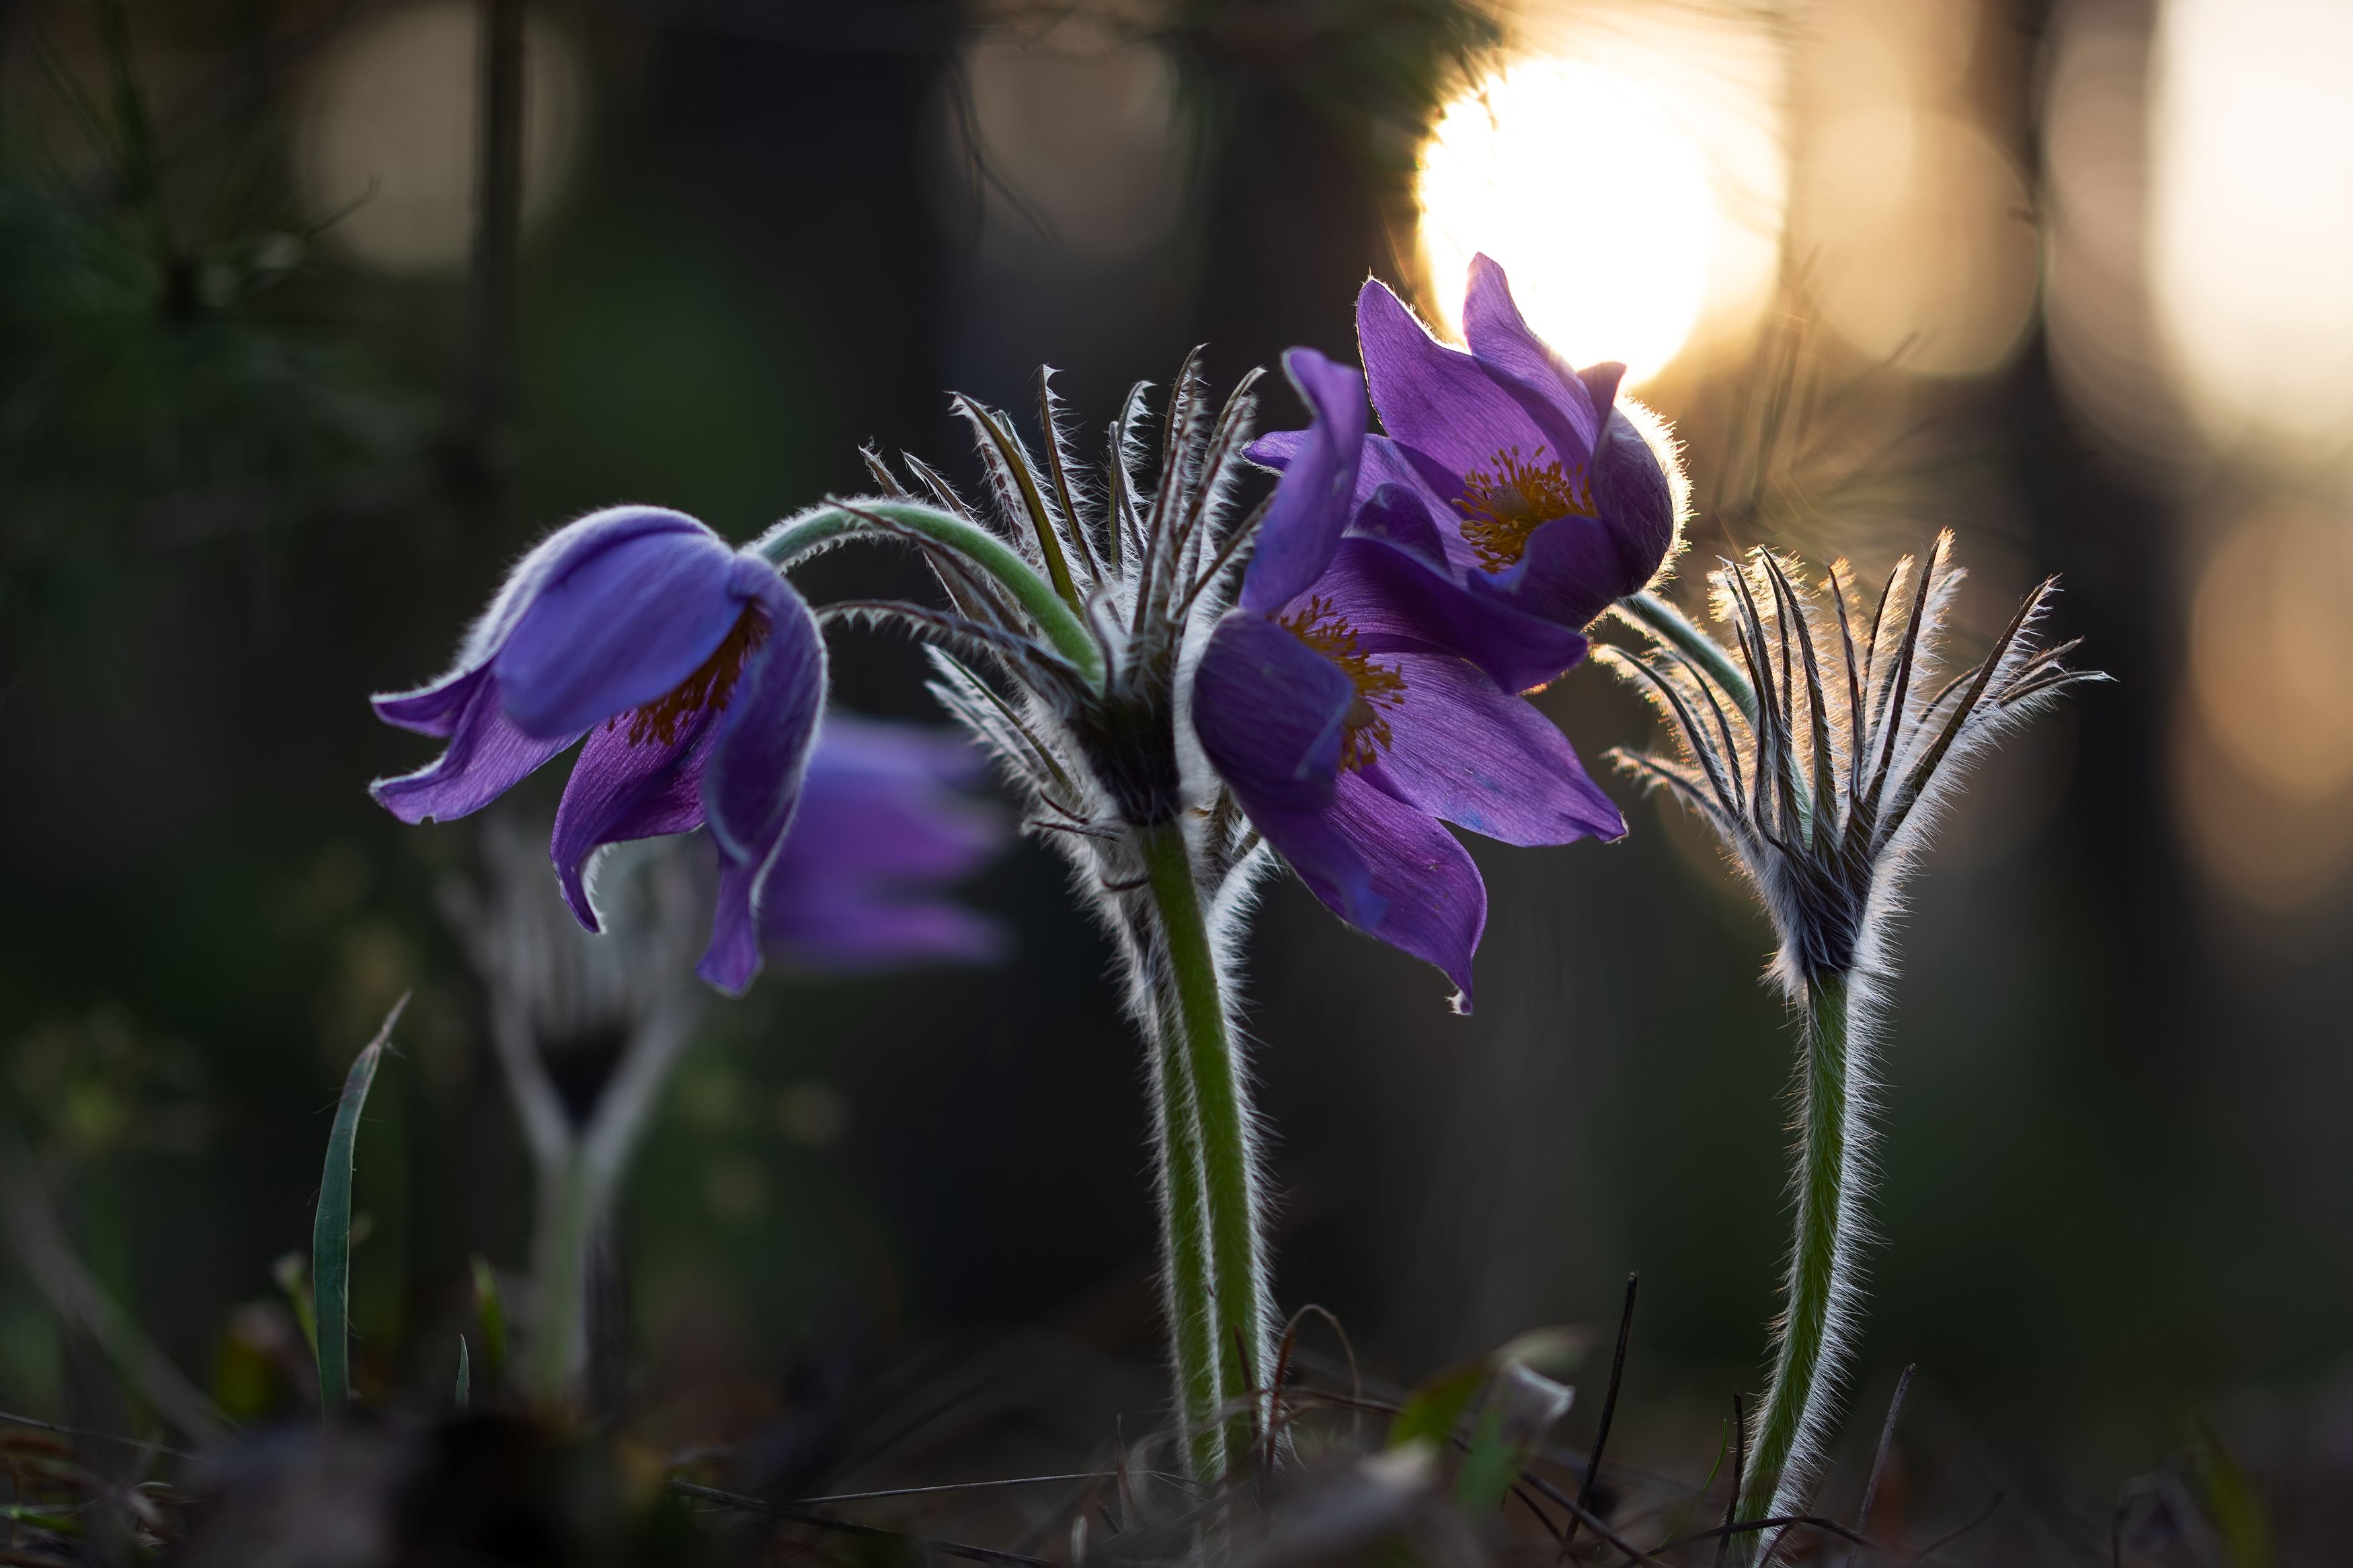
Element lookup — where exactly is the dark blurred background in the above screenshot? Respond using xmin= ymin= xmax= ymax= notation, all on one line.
xmin=5 ymin=0 xmax=2351 ymax=1520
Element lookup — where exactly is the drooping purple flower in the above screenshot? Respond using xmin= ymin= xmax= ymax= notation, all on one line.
xmin=370 ymin=505 xmax=826 ymax=995
xmin=1250 ymin=253 xmax=1685 ymax=632
xmin=760 ymin=716 xmax=1010 ymax=972
xmin=1193 ymin=349 xmax=1625 ymax=1007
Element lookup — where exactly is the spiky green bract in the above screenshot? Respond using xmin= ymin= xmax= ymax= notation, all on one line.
xmin=314 ymin=995 xmax=407 ymax=1417
xmin=1605 ymin=537 xmax=2102 ymax=1558
xmin=761 ymin=358 xmax=1282 ymax=1478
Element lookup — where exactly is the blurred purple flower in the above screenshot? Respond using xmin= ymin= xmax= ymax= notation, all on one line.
xmin=370 ymin=505 xmax=826 ymax=995
xmin=761 ymin=716 xmax=1010 ymax=973
xmin=1193 ymin=349 xmax=1624 ymax=1007
xmin=1251 ymin=253 xmax=1684 ymax=632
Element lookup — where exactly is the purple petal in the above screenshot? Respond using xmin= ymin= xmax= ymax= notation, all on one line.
xmin=1237 ymin=349 xmax=1367 ymax=614
xmin=1503 ymin=510 xmax=1636 ymax=630
xmin=1193 ymin=614 xmax=1355 ymax=814
xmin=1252 ymin=430 xmax=1469 ymax=567
xmin=372 ymin=669 xmax=481 ymax=739
xmin=1320 ymin=772 xmax=1487 ymax=1007
xmin=762 ymin=888 xmax=1010 ymax=973
xmin=1347 ymin=481 xmax=1449 ymax=570
xmin=783 ymin=733 xmax=1005 ymax=884
xmin=369 ymin=670 xmax=578 ymax=823
xmin=1591 ymin=407 xmax=1681 ymax=593
xmin=703 ymin=575 xmax=827 ymax=866
xmin=1459 ymin=251 xmax=1609 ymax=446
xmin=494 ymin=520 xmax=746 ymax=739
xmin=807 ymin=714 xmax=996 ymax=790
xmin=1361 ymin=653 xmax=1625 ymax=847
xmin=1458 ymin=253 xmax=1605 ymax=459
xmin=372 ymin=507 xmax=717 ymax=739
xmin=699 ymin=854 xmax=765 ymax=996
xmin=1578 ymin=363 xmax=1628 ymax=425
xmin=1355 ymin=278 xmax=1550 ymax=489
xmin=548 ymin=712 xmax=720 ymax=929
xmin=1312 ymin=528 xmax=1592 ymax=696
xmin=1221 ymin=781 xmax=1386 ymax=935
xmin=752 ymin=716 xmax=1009 ymax=973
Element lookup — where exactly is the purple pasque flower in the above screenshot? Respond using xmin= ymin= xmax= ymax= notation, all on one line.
xmin=761 ymin=716 xmax=1010 ymax=972
xmin=370 ymin=505 xmax=826 ymax=995
xmin=1250 ymin=253 xmax=1685 ymax=632
xmin=1192 ymin=348 xmax=1625 ymax=1007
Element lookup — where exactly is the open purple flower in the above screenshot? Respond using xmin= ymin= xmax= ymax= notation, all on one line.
xmin=1250 ymin=253 xmax=1685 ymax=632
xmin=1193 ymin=349 xmax=1625 ymax=1007
xmin=761 ymin=717 xmax=1010 ymax=972
xmin=370 ymin=505 xmax=826 ymax=995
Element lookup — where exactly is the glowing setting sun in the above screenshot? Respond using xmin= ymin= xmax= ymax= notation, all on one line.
xmin=1417 ymin=58 xmax=1713 ymax=384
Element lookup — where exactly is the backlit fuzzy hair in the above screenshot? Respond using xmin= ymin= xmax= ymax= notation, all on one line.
xmin=802 ymin=354 xmax=1287 ymax=1425
xmin=1599 ymin=536 xmax=2103 ymax=1536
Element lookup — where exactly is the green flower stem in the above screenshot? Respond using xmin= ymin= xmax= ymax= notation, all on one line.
xmin=526 ymin=1148 xmax=592 ymax=1412
xmin=1150 ymin=993 xmax=1227 ymax=1481
xmin=1140 ymin=819 xmax=1267 ymax=1475
xmin=1739 ymin=972 xmax=1858 ymax=1552
xmin=755 ymin=501 xmax=1105 ymax=687
xmin=1615 ymin=591 xmax=1759 ymax=720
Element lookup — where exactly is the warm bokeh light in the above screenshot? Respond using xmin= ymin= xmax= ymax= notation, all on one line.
xmin=951 ymin=20 xmax=1182 ymax=267
xmin=2176 ymin=501 xmax=2353 ymax=906
xmin=2189 ymin=503 xmax=2353 ymax=798
xmin=1799 ymin=106 xmax=2038 ymax=377
xmin=2040 ymin=1 xmax=2181 ymax=459
xmin=1417 ymin=57 xmax=1718 ymax=384
xmin=295 ymin=1 xmax=584 ymax=274
xmin=2149 ymin=0 xmax=2353 ymax=466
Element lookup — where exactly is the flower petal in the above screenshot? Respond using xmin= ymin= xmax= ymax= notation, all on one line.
xmin=783 ymin=720 xmax=1006 ymax=884
xmin=371 ymin=507 xmax=716 ymax=737
xmin=762 ymin=884 xmax=1010 ymax=973
xmin=702 ymin=575 xmax=828 ymax=868
xmin=1592 ymin=405 xmax=1681 ymax=591
xmin=1505 ymin=509 xmax=1636 ymax=630
xmin=494 ymin=515 xmax=747 ymax=739
xmin=1193 ymin=613 xmax=1355 ymax=815
xmin=368 ymin=670 xmax=578 ymax=823
xmin=548 ymin=713 xmax=720 ymax=930
xmin=1356 ymin=277 xmax=1550 ymax=487
xmin=1237 ymin=348 xmax=1367 ymax=614
xmin=700 ymin=853 xmax=766 ymax=996
xmin=1361 ymin=653 xmax=1626 ymax=847
xmin=1324 ymin=772 xmax=1486 ymax=1007
xmin=1312 ymin=524 xmax=1592 ymax=695
xmin=1347 ymin=479 xmax=1449 ymax=570
xmin=1458 ymin=252 xmax=1605 ymax=459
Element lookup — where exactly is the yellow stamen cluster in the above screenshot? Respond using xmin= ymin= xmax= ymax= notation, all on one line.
xmin=1454 ymin=444 xmax=1595 ymax=571
xmin=619 ymin=608 xmax=770 ymax=747
xmin=1280 ymin=596 xmax=1408 ymax=772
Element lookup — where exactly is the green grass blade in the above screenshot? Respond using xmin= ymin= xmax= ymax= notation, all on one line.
xmin=272 ymin=1252 xmax=318 ymax=1362
xmin=471 ymin=1253 xmax=508 ymax=1390
xmin=313 ymin=993 xmax=406 ymax=1417
xmin=454 ymin=1335 xmax=471 ymax=1411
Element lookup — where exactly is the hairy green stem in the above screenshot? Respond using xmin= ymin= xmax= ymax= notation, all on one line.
xmin=755 ymin=501 xmax=1105 ymax=686
xmin=1739 ymin=973 xmax=1859 ymax=1557
xmin=1615 ymin=591 xmax=1759 ymax=720
xmin=1140 ymin=821 xmax=1267 ymax=1474
xmin=1150 ymin=994 xmax=1226 ymax=1480
xmin=526 ymin=1148 xmax=592 ymax=1412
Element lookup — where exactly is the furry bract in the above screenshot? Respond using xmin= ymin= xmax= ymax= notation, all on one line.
xmin=1607 ymin=538 xmax=2103 ymax=1560
xmin=368 ymin=505 xmax=826 ymax=994
xmin=1250 ymin=253 xmax=1687 ymax=633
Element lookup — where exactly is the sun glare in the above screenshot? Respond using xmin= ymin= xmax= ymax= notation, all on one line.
xmin=1417 ymin=58 xmax=1718 ymax=385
